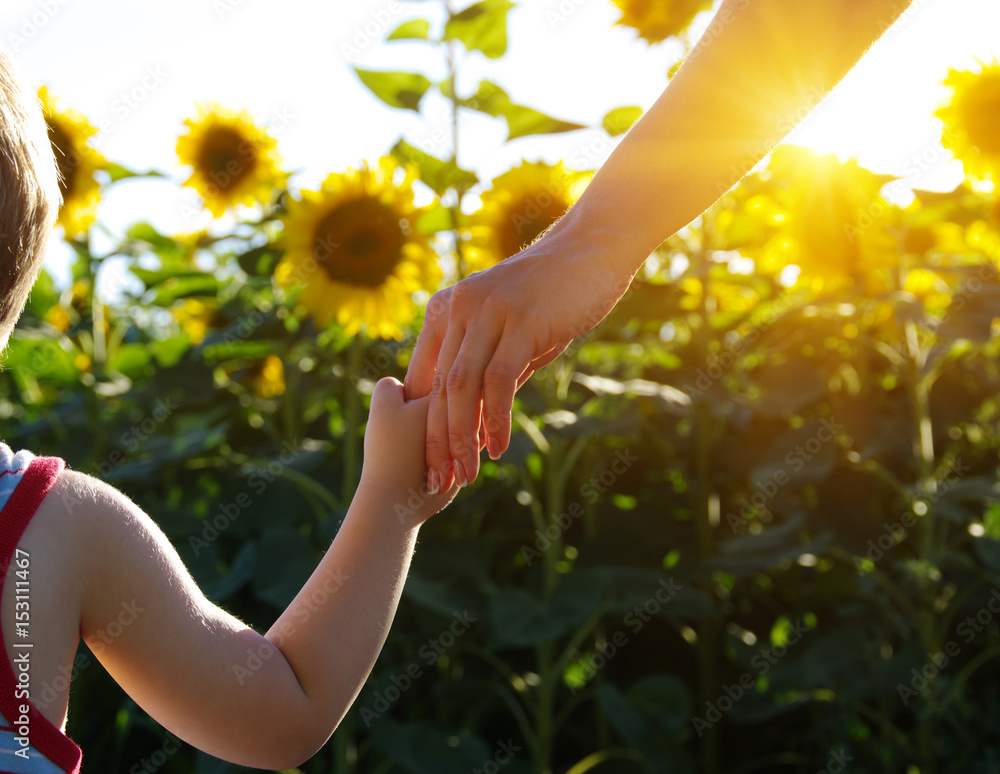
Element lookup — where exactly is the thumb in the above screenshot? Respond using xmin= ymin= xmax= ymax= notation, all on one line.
xmin=371 ymin=376 xmax=405 ymax=410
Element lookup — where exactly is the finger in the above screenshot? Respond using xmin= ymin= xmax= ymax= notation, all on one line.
xmin=482 ymin=330 xmax=536 ymax=459
xmin=425 ymin=318 xmax=470 ymax=493
xmin=404 ymin=288 xmax=452 ymax=401
xmin=447 ymin=322 xmax=504 ymax=486
xmin=370 ymin=376 xmax=405 ymax=409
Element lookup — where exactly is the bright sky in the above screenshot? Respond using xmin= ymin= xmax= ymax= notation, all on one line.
xmin=2 ymin=0 xmax=998 ymax=287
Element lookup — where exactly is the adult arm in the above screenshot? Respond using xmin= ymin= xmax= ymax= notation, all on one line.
xmin=405 ymin=0 xmax=913 ymax=493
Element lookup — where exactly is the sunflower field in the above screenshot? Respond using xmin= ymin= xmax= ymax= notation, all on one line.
xmin=3 ymin=2 xmax=1000 ymax=773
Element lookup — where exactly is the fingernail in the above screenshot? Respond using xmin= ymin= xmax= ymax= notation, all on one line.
xmin=487 ymin=437 xmax=501 ymax=461
xmin=427 ymin=469 xmax=440 ymax=495
xmin=453 ymin=460 xmax=468 ymax=488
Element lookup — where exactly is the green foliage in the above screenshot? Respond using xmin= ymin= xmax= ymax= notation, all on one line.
xmin=602 ymin=106 xmax=643 ymax=136
xmin=444 ymin=0 xmax=514 ymax=59
xmin=7 ymin=3 xmax=1000 ymax=774
xmin=354 ymin=68 xmax=433 ymax=111
xmin=387 ymin=19 xmax=431 ymax=41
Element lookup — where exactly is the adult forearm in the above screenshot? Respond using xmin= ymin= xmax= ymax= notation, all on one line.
xmin=552 ymin=0 xmax=913 ymax=276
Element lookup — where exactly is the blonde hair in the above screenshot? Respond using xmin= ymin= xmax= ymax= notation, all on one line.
xmin=0 ymin=50 xmax=60 ymax=351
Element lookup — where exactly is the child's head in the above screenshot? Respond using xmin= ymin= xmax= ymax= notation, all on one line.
xmin=0 ymin=50 xmax=60 ymax=351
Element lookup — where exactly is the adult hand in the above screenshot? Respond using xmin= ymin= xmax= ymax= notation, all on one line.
xmin=404 ymin=231 xmax=635 ymax=494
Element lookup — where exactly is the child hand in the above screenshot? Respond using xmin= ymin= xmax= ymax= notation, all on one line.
xmin=359 ymin=377 xmax=459 ymax=526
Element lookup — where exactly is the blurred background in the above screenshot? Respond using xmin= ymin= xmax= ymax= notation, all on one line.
xmin=1 ymin=0 xmax=999 ymax=772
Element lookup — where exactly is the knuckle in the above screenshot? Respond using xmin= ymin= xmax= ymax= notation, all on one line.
xmin=430 ymin=370 xmax=447 ymax=396
xmin=484 ymin=363 xmax=515 ymax=390
xmin=425 ymin=433 xmax=450 ymax=461
xmin=426 ymin=289 xmax=452 ymax=322
xmin=448 ymin=431 xmax=476 ymax=460
xmin=446 ymin=363 xmax=471 ymax=393
xmin=483 ymin=407 xmax=510 ymax=437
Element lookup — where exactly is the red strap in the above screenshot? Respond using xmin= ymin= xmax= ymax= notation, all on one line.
xmin=0 ymin=456 xmax=82 ymax=774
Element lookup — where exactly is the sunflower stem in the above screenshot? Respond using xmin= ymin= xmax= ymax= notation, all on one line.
xmin=443 ymin=5 xmax=467 ymax=281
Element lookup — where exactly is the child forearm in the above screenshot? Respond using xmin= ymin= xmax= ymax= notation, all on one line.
xmin=263 ymin=483 xmax=418 ymax=755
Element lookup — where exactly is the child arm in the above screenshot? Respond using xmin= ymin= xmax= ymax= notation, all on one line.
xmin=67 ymin=377 xmax=454 ymax=769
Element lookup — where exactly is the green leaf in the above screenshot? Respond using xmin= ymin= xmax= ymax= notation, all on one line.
xmin=465 ymin=79 xmax=511 ymax=117
xmin=369 ymin=719 xmax=494 ymax=774
xmin=490 ymin=573 xmax=603 ymax=649
xmin=149 ymin=336 xmax=191 ymax=368
xmin=252 ymin=528 xmax=317 ymax=609
xmin=236 ymin=244 xmax=283 ymax=276
xmin=391 ymin=139 xmax=478 ymax=196
xmin=101 ymin=162 xmax=164 ymax=183
xmin=110 ymin=343 xmax=152 ymax=379
xmin=354 ymin=68 xmax=432 ymax=112
xmin=205 ymin=542 xmax=256 ymax=602
xmin=937 ymin=282 xmax=1000 ymax=343
xmin=602 ymin=106 xmax=642 ymax=136
xmin=753 ymin=359 xmax=826 ymax=417
xmin=597 ymin=684 xmax=646 ymax=748
xmin=465 ymin=80 xmax=584 ymax=140
xmin=444 ymin=0 xmax=513 ymax=59
xmin=148 ymin=274 xmax=221 ymax=306
xmin=387 ymin=18 xmax=431 ymax=40
xmin=416 ymin=203 xmax=454 ymax=234
xmin=628 ymin=674 xmax=692 ymax=733
xmin=504 ymin=103 xmax=585 ymax=140
xmin=126 ymin=222 xmax=186 ymax=262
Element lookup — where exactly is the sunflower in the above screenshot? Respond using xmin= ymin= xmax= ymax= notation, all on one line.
xmin=610 ymin=0 xmax=713 ymax=44
xmin=176 ymin=104 xmax=285 ymax=217
xmin=936 ymin=61 xmax=1000 ymax=180
xmin=37 ymin=86 xmax=105 ymax=239
xmin=742 ymin=146 xmax=899 ymax=292
xmin=275 ymin=157 xmax=440 ymax=340
xmin=173 ymin=298 xmax=221 ymax=345
xmin=247 ymin=354 xmax=286 ymax=399
xmin=465 ymin=161 xmax=589 ymax=272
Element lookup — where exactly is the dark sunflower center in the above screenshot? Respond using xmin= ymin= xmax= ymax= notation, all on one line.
xmin=198 ymin=126 xmax=256 ymax=192
xmin=313 ymin=197 xmax=406 ymax=288
xmin=47 ymin=122 xmax=78 ymax=197
xmin=499 ymin=193 xmax=568 ymax=261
